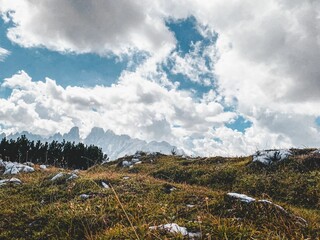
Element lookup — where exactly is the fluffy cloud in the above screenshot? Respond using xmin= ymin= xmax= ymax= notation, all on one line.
xmin=1 ymin=0 xmax=320 ymax=155
xmin=0 ymin=0 xmax=175 ymax=56
xmin=0 ymin=71 xmax=235 ymax=155
xmin=161 ymin=0 xmax=320 ymax=150
xmin=168 ymin=40 xmax=217 ymax=86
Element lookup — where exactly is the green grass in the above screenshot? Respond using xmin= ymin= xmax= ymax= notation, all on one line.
xmin=1 ymin=150 xmax=320 ymax=239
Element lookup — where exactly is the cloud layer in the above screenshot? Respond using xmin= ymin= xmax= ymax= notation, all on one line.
xmin=1 ymin=0 xmax=320 ymax=155
xmin=0 ymin=71 xmax=238 ymax=155
xmin=0 ymin=0 xmax=175 ymax=55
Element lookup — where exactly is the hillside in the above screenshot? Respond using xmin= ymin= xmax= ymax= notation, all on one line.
xmin=0 ymin=149 xmax=320 ymax=239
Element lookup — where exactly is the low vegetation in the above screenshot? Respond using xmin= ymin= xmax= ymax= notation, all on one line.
xmin=0 ymin=149 xmax=319 ymax=239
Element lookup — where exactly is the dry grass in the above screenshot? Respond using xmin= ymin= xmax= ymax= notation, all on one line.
xmin=0 ymin=151 xmax=320 ymax=239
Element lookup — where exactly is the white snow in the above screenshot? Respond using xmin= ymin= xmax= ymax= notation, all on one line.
xmin=227 ymin=193 xmax=256 ymax=203
xmin=134 ymin=161 xmax=142 ymax=165
xmin=0 ymin=177 xmax=22 ymax=186
xmin=123 ymin=176 xmax=130 ymax=180
xmin=51 ymin=172 xmax=65 ymax=181
xmin=186 ymin=204 xmax=195 ymax=208
xmin=101 ymin=181 xmax=110 ymax=189
xmin=149 ymin=223 xmax=201 ymax=238
xmin=1 ymin=161 xmax=35 ymax=175
xmin=252 ymin=149 xmax=292 ymax=165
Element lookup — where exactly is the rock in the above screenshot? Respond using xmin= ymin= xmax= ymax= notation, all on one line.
xmin=149 ymin=223 xmax=201 ymax=238
xmin=0 ymin=159 xmax=5 ymax=167
xmin=4 ymin=166 xmax=19 ymax=175
xmin=122 ymin=161 xmax=132 ymax=167
xmin=186 ymin=204 xmax=195 ymax=208
xmin=312 ymin=149 xmax=320 ymax=154
xmin=0 ymin=177 xmax=22 ymax=186
xmin=2 ymin=161 xmax=35 ymax=175
xmin=131 ymin=158 xmax=140 ymax=163
xmin=163 ymin=184 xmax=177 ymax=194
xmin=39 ymin=165 xmax=47 ymax=170
xmin=226 ymin=193 xmax=256 ymax=203
xmin=149 ymin=223 xmax=188 ymax=236
xmin=225 ymin=193 xmax=308 ymax=227
xmin=67 ymin=173 xmax=78 ymax=181
xmin=252 ymin=149 xmax=292 ymax=165
xmin=24 ymin=162 xmax=34 ymax=167
xmin=51 ymin=172 xmax=65 ymax=181
xmin=80 ymin=194 xmax=91 ymax=200
xmin=101 ymin=181 xmax=110 ymax=189
xmin=9 ymin=177 xmax=22 ymax=184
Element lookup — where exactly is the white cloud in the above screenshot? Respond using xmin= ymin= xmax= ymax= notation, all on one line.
xmin=166 ymin=0 xmax=320 ymax=151
xmin=0 ymin=47 xmax=10 ymax=61
xmin=1 ymin=1 xmax=320 ymax=155
xmin=168 ymin=41 xmax=217 ymax=86
xmin=0 ymin=71 xmax=235 ymax=155
xmin=0 ymin=0 xmax=176 ymax=56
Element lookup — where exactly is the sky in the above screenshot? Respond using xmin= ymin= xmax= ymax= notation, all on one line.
xmin=0 ymin=0 xmax=319 ymax=156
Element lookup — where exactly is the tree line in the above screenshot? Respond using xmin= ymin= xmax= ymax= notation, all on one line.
xmin=0 ymin=135 xmax=107 ymax=169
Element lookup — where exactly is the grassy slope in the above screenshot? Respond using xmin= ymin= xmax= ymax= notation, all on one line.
xmin=0 ymin=150 xmax=320 ymax=239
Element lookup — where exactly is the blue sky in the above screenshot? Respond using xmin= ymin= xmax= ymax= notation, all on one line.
xmin=0 ymin=0 xmax=319 ymax=156
xmin=0 ymin=18 xmax=125 ymax=90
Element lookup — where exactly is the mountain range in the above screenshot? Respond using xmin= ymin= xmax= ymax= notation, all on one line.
xmin=0 ymin=127 xmax=179 ymax=160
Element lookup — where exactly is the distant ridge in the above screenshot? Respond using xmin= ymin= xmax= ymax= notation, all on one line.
xmin=1 ymin=127 xmax=180 ymax=160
